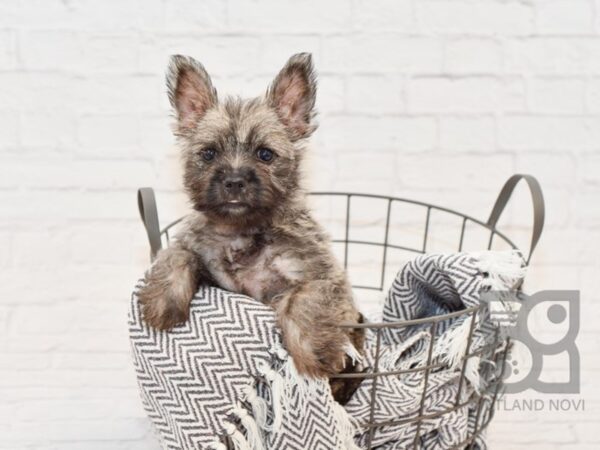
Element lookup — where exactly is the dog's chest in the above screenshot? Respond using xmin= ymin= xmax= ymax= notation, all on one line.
xmin=202 ymin=234 xmax=303 ymax=301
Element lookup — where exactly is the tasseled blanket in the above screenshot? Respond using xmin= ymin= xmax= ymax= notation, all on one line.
xmin=128 ymin=251 xmax=525 ymax=449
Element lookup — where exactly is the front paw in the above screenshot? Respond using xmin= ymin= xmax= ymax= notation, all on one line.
xmin=137 ymin=248 xmax=200 ymax=330
xmin=279 ymin=317 xmax=347 ymax=378
xmin=138 ymin=282 xmax=191 ymax=330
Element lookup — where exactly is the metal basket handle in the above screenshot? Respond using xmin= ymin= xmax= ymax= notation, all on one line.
xmin=138 ymin=187 xmax=162 ymax=261
xmin=486 ymin=174 xmax=545 ymax=264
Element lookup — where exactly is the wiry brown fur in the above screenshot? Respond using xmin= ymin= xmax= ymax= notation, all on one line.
xmin=139 ymin=53 xmax=364 ymax=403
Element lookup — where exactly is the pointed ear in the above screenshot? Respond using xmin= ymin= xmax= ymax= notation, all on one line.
xmin=166 ymin=55 xmax=217 ymax=132
xmin=267 ymin=53 xmax=317 ymax=139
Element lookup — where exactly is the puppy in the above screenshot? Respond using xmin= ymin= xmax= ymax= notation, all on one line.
xmin=138 ymin=53 xmax=364 ymax=403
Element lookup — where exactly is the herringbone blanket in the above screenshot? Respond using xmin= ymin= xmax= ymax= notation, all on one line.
xmin=129 ymin=251 xmax=524 ymax=450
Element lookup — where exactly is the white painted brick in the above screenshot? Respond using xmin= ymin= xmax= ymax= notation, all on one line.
xmin=12 ymin=231 xmax=70 ymax=268
xmin=530 ymin=78 xmax=586 ymax=114
xmin=163 ymin=0 xmax=227 ymax=31
xmin=0 ymin=110 xmax=18 ymax=150
xmin=0 ymin=30 xmax=17 ymax=70
xmin=579 ymin=153 xmax=600 ymax=186
xmin=337 ymin=151 xmax=396 ymax=182
xmin=489 ymin=421 xmax=577 ymax=444
xmin=0 ymin=232 xmax=11 ymax=267
xmin=13 ymin=0 xmax=73 ymax=30
xmin=525 ymin=264 xmax=581 ymax=291
xmin=322 ymin=36 xmax=443 ymax=73
xmin=416 ymin=0 xmax=534 ymax=35
xmin=322 ymin=115 xmax=437 ymax=152
xmin=535 ymin=0 xmax=594 ymax=35
xmin=574 ymin=188 xmax=600 ymax=226
xmin=505 ymin=38 xmax=600 ymax=75
xmin=69 ymin=226 xmax=136 ymax=264
xmin=0 ymin=0 xmax=18 ymax=28
xmin=583 ymin=78 xmax=600 ymax=113
xmin=4 ymin=418 xmax=149 ymax=442
xmin=140 ymin=114 xmax=177 ymax=158
xmin=66 ymin=0 xmax=165 ymax=32
xmin=66 ymin=191 xmax=140 ymax=220
xmin=0 ymin=160 xmax=155 ymax=190
xmin=304 ymin=151 xmax=337 ymax=190
xmin=53 ymin=352 xmax=131 ymax=370
xmin=499 ymin=116 xmax=600 ymax=151
xmin=347 ymin=75 xmax=403 ymax=113
xmin=499 ymin=77 xmax=528 ymax=112
xmin=20 ymin=111 xmax=76 ymax=150
xmin=77 ymin=115 xmax=140 ymax=156
xmin=0 ymin=191 xmax=137 ymax=221
xmin=515 ymin=152 xmax=576 ymax=188
xmin=15 ymin=400 xmax=117 ymax=421
xmin=0 ymin=354 xmax=50 ymax=370
xmin=0 ymin=73 xmax=77 ymax=112
xmin=396 ymin=154 xmax=514 ymax=190
xmin=139 ymin=35 xmax=262 ymax=76
xmin=76 ymin=75 xmax=163 ymax=115
xmin=20 ymin=31 xmax=84 ymax=71
xmin=533 ymin=229 xmax=597 ymax=265
xmin=228 ymin=0 xmax=351 ymax=32
xmin=408 ymin=77 xmax=501 ymax=113
xmin=258 ymin=36 xmax=322 ymax=73
xmin=439 ymin=116 xmax=496 ymax=151
xmin=575 ymin=422 xmax=600 ymax=443
xmin=10 ymin=304 xmax=76 ymax=334
xmin=353 ymin=0 xmax=414 ymax=31
xmin=317 ymin=75 xmax=346 ymax=113
xmin=445 ymin=38 xmax=503 ymax=74
xmin=80 ymin=35 xmax=140 ymax=74
xmin=154 ymin=154 xmax=184 ymax=192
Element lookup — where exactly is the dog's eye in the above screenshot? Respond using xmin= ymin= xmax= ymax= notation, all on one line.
xmin=256 ymin=147 xmax=274 ymax=162
xmin=202 ymin=148 xmax=216 ymax=162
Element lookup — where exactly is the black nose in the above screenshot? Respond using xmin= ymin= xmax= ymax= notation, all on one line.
xmin=223 ymin=177 xmax=246 ymax=195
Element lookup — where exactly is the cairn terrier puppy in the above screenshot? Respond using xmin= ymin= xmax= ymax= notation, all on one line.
xmin=139 ymin=53 xmax=364 ymax=402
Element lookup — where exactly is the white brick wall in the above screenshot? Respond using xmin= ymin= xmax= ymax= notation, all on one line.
xmin=1 ymin=0 xmax=598 ymax=448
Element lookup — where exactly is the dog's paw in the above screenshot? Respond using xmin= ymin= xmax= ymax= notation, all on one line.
xmin=279 ymin=318 xmax=346 ymax=378
xmin=138 ymin=283 xmax=190 ymax=330
xmin=137 ymin=247 xmax=200 ymax=330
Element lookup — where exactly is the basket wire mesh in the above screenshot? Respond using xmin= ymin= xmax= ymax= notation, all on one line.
xmin=137 ymin=174 xmax=544 ymax=450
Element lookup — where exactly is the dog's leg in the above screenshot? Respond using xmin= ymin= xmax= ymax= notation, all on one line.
xmin=138 ymin=245 xmax=206 ymax=330
xmin=274 ymin=280 xmax=364 ymax=383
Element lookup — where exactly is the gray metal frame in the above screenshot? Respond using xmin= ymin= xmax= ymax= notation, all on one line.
xmin=137 ymin=174 xmax=545 ymax=449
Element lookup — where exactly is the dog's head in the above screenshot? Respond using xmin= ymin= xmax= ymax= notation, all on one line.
xmin=167 ymin=53 xmax=317 ymax=227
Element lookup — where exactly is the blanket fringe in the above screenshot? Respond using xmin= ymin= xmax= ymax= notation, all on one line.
xmin=465 ymin=355 xmax=481 ymax=392
xmin=207 ymin=441 xmax=228 ymax=450
xmin=224 ymin=422 xmax=252 ymax=450
xmin=477 ymin=250 xmax=526 ymax=327
xmin=437 ymin=318 xmax=475 ymax=370
xmin=267 ymin=342 xmax=359 ymax=449
xmin=242 ymin=384 xmax=269 ymax=431
xmin=332 ymin=400 xmax=361 ymax=450
xmin=274 ymin=342 xmax=322 ymax=413
xmin=232 ymin=403 xmax=265 ymax=450
xmin=257 ymin=362 xmax=285 ymax=431
xmin=477 ymin=250 xmax=527 ymax=290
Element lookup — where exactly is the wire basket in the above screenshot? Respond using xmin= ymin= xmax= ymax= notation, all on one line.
xmin=137 ymin=174 xmax=544 ymax=449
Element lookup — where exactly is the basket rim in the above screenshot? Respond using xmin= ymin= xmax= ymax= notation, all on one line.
xmin=160 ymin=191 xmax=520 ymax=252
xmin=157 ymin=192 xmax=521 ymax=331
